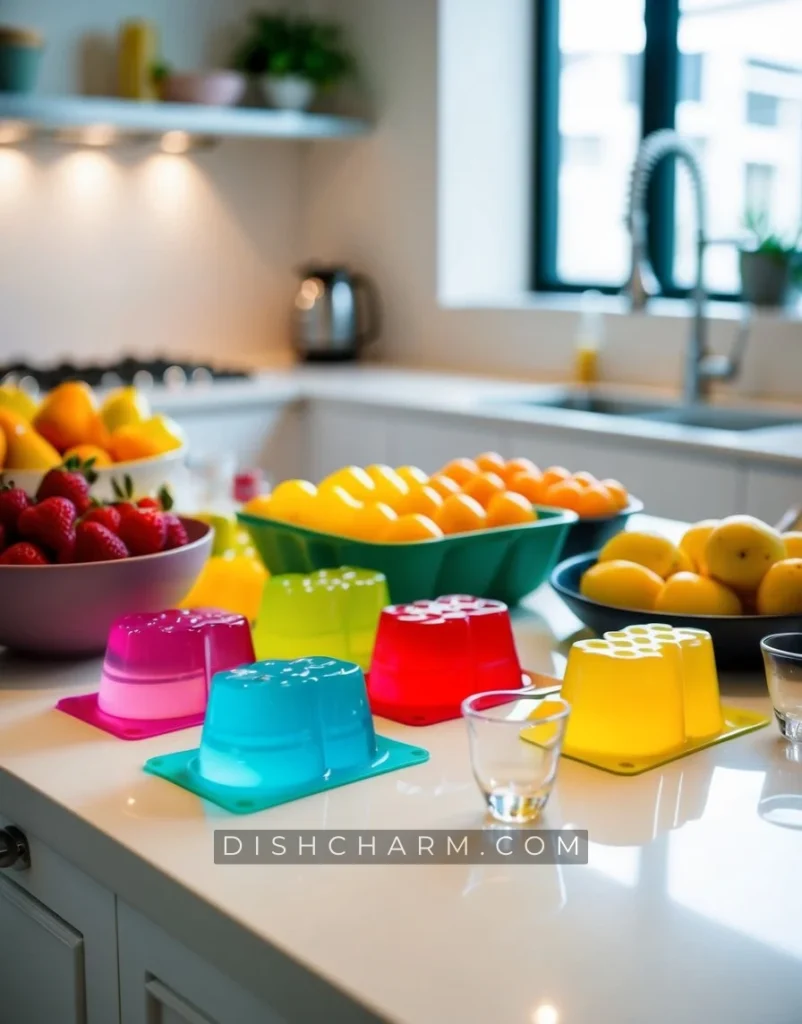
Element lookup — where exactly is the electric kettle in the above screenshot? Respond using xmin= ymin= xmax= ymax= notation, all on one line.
xmin=292 ymin=264 xmax=381 ymax=361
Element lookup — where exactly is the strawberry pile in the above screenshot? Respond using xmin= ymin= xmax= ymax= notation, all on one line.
xmin=0 ymin=461 xmax=189 ymax=565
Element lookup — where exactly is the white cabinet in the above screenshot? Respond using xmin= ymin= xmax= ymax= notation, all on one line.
xmin=307 ymin=402 xmax=508 ymax=479
xmin=118 ymin=902 xmax=281 ymax=1024
xmin=502 ymin=427 xmax=743 ymax=520
xmin=167 ymin=402 xmax=305 ymax=485
xmin=383 ymin=411 xmax=506 ymax=473
xmin=306 ymin=402 xmax=390 ymax=480
xmin=744 ymin=464 xmax=801 ymax=525
xmin=0 ymin=815 xmax=119 ymax=1024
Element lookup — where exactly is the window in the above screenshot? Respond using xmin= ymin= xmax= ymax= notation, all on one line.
xmin=533 ymin=0 xmax=802 ymax=297
xmin=746 ymin=91 xmax=780 ymax=126
xmin=744 ymin=163 xmax=776 ymax=221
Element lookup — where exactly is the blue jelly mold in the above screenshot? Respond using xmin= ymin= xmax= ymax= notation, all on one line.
xmin=143 ymin=656 xmax=429 ymax=813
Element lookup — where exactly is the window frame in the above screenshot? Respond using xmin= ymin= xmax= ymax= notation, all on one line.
xmin=531 ymin=0 xmax=738 ymax=300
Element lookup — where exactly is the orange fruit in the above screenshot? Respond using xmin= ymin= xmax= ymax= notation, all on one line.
xmin=572 ymin=471 xmax=598 ymax=488
xmin=396 ymin=484 xmax=444 ymax=519
xmin=63 ymin=443 xmax=112 ymax=468
xmin=438 ymin=457 xmax=480 ymax=486
xmin=507 ymin=470 xmax=545 ymax=503
xmin=501 ymin=457 xmax=540 ymax=485
xmin=384 ymin=513 xmax=444 ymax=542
xmin=574 ymin=483 xmax=617 ymax=518
xmin=543 ymin=479 xmax=585 ymax=512
xmin=600 ymin=478 xmax=629 ymax=510
xmin=461 ymin=471 xmax=506 ymax=508
xmin=349 ymin=501 xmax=399 ymax=541
xmin=541 ymin=466 xmax=572 ymax=489
xmin=435 ymin=493 xmax=487 ymax=534
xmin=395 ymin=465 xmax=429 ymax=489
xmin=474 ymin=451 xmax=506 ymax=475
xmin=486 ymin=491 xmax=537 ymax=528
xmin=428 ymin=473 xmax=462 ymax=499
xmin=33 ymin=381 xmax=102 ymax=452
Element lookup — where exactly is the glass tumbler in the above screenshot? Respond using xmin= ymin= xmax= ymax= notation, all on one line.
xmin=761 ymin=634 xmax=802 ymax=744
xmin=462 ymin=691 xmax=570 ymax=824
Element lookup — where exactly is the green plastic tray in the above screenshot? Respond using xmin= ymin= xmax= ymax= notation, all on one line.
xmin=238 ymin=507 xmax=577 ymax=605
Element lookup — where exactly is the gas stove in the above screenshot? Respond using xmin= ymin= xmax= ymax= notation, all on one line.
xmin=0 ymin=357 xmax=253 ymax=393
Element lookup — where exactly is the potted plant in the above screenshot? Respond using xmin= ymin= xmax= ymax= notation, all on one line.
xmin=231 ymin=12 xmax=355 ymax=112
xmin=739 ymin=211 xmax=801 ymax=307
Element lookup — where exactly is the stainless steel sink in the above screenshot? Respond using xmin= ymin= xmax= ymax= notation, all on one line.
xmin=506 ymin=394 xmax=801 ymax=432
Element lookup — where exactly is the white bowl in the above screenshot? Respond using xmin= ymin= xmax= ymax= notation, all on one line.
xmin=0 ymin=445 xmax=188 ymax=501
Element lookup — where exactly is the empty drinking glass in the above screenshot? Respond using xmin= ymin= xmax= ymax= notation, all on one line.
xmin=462 ymin=691 xmax=570 ymax=824
xmin=761 ymin=634 xmax=802 ymax=744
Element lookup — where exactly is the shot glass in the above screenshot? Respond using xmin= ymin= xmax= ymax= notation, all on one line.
xmin=761 ymin=634 xmax=802 ymax=744
xmin=461 ymin=691 xmax=570 ymax=824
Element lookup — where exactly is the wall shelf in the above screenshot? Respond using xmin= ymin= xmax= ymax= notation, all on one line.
xmin=0 ymin=93 xmax=370 ymax=148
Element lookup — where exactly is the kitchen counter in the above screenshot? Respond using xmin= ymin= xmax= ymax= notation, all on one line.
xmin=1 ymin=515 xmax=801 ymax=1024
xmin=152 ymin=364 xmax=802 ymax=468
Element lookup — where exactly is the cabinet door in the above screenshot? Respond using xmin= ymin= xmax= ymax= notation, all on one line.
xmin=306 ymin=403 xmax=390 ymax=480
xmin=744 ymin=465 xmax=802 ymax=525
xmin=0 ymin=872 xmax=86 ymax=1024
xmin=502 ymin=427 xmax=742 ymax=520
xmin=118 ymin=902 xmax=284 ymax=1024
xmin=0 ymin=813 xmax=120 ymax=1023
xmin=383 ymin=412 xmax=507 ymax=473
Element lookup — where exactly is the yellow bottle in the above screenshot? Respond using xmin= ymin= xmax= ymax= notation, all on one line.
xmin=118 ymin=19 xmax=158 ymax=100
xmin=573 ymin=291 xmax=605 ymax=386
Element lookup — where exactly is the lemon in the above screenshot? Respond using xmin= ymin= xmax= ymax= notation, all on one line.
xmin=348 ymin=501 xmax=398 ymax=541
xmin=0 ymin=385 xmax=38 ymax=421
xmin=364 ymin=464 xmax=409 ymax=509
xmin=654 ymin=572 xmax=742 ymax=615
xmin=580 ymin=559 xmax=664 ymax=610
xmin=783 ymin=532 xmax=802 ymax=559
xmin=757 ymin=559 xmax=802 ymax=615
xmin=598 ymin=530 xmax=683 ymax=579
xmin=262 ymin=480 xmax=318 ymax=527
xmin=704 ymin=515 xmax=785 ymax=590
xmin=319 ymin=466 xmax=375 ymax=502
xmin=101 ymin=386 xmax=151 ymax=433
xmin=679 ymin=519 xmax=719 ymax=574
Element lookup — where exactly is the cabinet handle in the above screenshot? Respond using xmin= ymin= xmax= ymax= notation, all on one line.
xmin=0 ymin=827 xmax=30 ymax=870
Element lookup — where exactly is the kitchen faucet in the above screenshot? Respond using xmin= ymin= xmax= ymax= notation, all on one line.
xmin=625 ymin=129 xmax=748 ymax=405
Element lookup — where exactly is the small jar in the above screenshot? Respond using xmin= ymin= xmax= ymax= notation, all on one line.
xmin=117 ymin=19 xmax=158 ymax=100
xmin=0 ymin=25 xmax=44 ymax=94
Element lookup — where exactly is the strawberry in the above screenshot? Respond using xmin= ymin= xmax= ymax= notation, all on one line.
xmin=163 ymin=513 xmax=188 ymax=550
xmin=0 ymin=542 xmax=50 ymax=565
xmin=18 ymin=497 xmax=77 ymax=553
xmin=36 ymin=463 xmax=94 ymax=515
xmin=74 ymin=522 xmax=129 ymax=563
xmin=0 ymin=484 xmax=31 ymax=532
xmin=0 ymin=522 xmax=6 ymax=552
xmin=56 ymin=529 xmax=77 ymax=564
xmin=83 ymin=505 xmax=121 ymax=533
xmin=118 ymin=508 xmax=167 ymax=556
xmin=136 ymin=486 xmax=174 ymax=513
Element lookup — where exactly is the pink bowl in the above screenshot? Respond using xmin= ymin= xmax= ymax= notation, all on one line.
xmin=162 ymin=71 xmax=245 ymax=107
xmin=0 ymin=519 xmax=212 ymax=656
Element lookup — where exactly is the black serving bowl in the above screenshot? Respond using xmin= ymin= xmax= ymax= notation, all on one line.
xmin=550 ymin=551 xmax=800 ymax=669
xmin=559 ymin=497 xmax=644 ymax=561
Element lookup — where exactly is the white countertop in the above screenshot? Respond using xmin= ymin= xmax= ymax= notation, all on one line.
xmin=152 ymin=364 xmax=802 ymax=468
xmin=1 ymin=515 xmax=801 ymax=1023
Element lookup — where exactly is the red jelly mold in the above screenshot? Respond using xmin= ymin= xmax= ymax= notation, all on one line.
xmin=367 ymin=594 xmax=523 ymax=725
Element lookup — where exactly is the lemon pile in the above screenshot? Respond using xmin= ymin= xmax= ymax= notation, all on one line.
xmin=581 ymin=516 xmax=802 ymax=616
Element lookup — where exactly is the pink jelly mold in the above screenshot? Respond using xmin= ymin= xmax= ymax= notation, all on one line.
xmin=56 ymin=608 xmax=256 ymax=740
xmin=367 ymin=594 xmax=523 ymax=725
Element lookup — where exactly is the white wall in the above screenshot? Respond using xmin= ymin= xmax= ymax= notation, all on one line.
xmin=0 ymin=0 xmax=301 ymax=367
xmin=303 ymin=0 xmax=802 ymax=401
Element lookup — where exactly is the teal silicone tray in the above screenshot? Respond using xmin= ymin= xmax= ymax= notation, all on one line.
xmin=238 ymin=507 xmax=577 ymax=605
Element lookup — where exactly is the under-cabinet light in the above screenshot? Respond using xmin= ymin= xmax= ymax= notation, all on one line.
xmin=0 ymin=120 xmax=30 ymax=145
xmin=160 ymin=130 xmax=191 ymax=154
